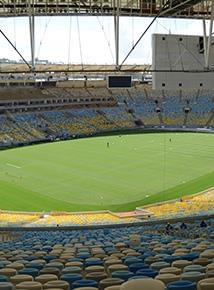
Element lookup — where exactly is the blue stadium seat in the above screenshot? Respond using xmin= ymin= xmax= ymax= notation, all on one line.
xmin=167 ymin=280 xmax=197 ymax=290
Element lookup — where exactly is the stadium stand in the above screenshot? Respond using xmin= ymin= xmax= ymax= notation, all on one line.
xmin=0 ymin=85 xmax=213 ymax=229
xmin=0 ymin=190 xmax=213 ymax=227
xmin=0 ymin=211 xmax=140 ymax=227
xmin=0 ymin=212 xmax=41 ymax=226
xmin=143 ymin=190 xmax=214 ymax=219
xmin=30 ymin=212 xmax=139 ymax=227
xmin=0 ymin=86 xmax=213 ymax=147
xmin=0 ymin=87 xmax=213 ymax=290
xmin=0 ymin=219 xmax=213 ymax=289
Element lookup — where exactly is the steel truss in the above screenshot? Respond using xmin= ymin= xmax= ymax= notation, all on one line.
xmin=0 ymin=0 xmax=211 ymax=19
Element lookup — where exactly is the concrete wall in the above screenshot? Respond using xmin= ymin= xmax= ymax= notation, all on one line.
xmin=152 ymin=34 xmax=214 ymax=90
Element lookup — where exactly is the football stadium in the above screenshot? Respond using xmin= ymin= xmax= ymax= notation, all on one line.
xmin=0 ymin=1 xmax=213 ymax=290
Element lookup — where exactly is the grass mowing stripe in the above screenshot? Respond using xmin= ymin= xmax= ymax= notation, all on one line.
xmin=0 ymin=179 xmax=78 ymax=211
xmin=0 ymin=171 xmax=213 ymax=212
xmin=108 ymin=171 xmax=214 ymax=211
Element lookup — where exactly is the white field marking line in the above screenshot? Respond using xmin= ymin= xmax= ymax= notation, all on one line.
xmin=6 ymin=163 xmax=21 ymax=169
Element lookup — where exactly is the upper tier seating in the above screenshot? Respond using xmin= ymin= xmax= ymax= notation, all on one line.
xmin=0 ymin=88 xmax=213 ymax=147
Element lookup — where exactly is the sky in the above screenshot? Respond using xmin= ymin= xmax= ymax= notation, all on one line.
xmin=0 ymin=16 xmax=209 ymax=65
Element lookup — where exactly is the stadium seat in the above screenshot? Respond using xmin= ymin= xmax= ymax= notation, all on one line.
xmin=105 ymin=286 xmax=121 ymax=290
xmin=205 ymin=271 xmax=214 ymax=278
xmin=0 ymin=268 xmax=17 ymax=278
xmin=42 ymin=289 xmax=64 ymax=290
xmin=99 ymin=277 xmax=124 ymax=290
xmin=200 ymin=250 xmax=214 ymax=259
xmin=64 ymin=262 xmax=83 ymax=268
xmin=0 ymin=274 xmax=8 ymax=282
xmin=167 ymin=280 xmax=197 ymax=290
xmin=40 ymin=267 xmax=60 ymax=276
xmin=128 ymin=262 xmax=148 ymax=273
xmin=181 ymin=271 xmax=205 ymax=282
xmin=85 ymin=272 xmax=108 ymax=282
xmin=108 ymin=264 xmax=128 ymax=275
xmin=10 ymin=274 xmax=33 ymax=285
xmin=172 ymin=260 xmax=192 ymax=270
xmin=151 ymin=261 xmax=170 ymax=271
xmin=111 ymin=270 xmax=134 ymax=281
xmin=19 ymin=268 xmax=39 ymax=278
xmin=16 ymin=281 xmax=43 ymax=289
xmin=6 ymin=263 xmax=24 ymax=271
xmin=206 ymin=264 xmax=214 ymax=272
xmin=35 ymin=274 xmax=58 ymax=284
xmin=74 ymin=288 xmax=98 ymax=290
xmin=85 ymin=258 xmax=103 ymax=267
xmin=155 ymin=273 xmax=180 ymax=285
xmin=60 ymin=273 xmax=82 ymax=287
xmin=124 ymin=258 xmax=142 ymax=266
xmin=120 ymin=278 xmax=165 ymax=290
xmin=0 ymin=282 xmax=14 ymax=289
xmin=43 ymin=280 xmax=70 ymax=289
xmin=128 ymin=275 xmax=151 ymax=280
xmin=197 ymin=278 xmax=214 ymax=290
xmin=183 ymin=265 xmax=206 ymax=273
xmin=193 ymin=259 xmax=210 ymax=266
xmin=144 ymin=256 xmax=161 ymax=265
xmin=62 ymin=266 xmax=82 ymax=274
xmin=72 ymin=279 xmax=98 ymax=289
xmin=159 ymin=267 xmax=182 ymax=275
xmin=136 ymin=268 xmax=158 ymax=278
xmin=85 ymin=266 xmax=105 ymax=274
xmin=105 ymin=259 xmax=122 ymax=270
xmin=45 ymin=262 xmax=64 ymax=271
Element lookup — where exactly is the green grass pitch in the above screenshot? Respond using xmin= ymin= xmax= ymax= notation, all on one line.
xmin=0 ymin=132 xmax=213 ymax=212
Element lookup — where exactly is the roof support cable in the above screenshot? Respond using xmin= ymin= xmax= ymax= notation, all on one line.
xmin=67 ymin=16 xmax=72 ymax=70
xmin=0 ymin=29 xmax=31 ymax=70
xmin=76 ymin=16 xmax=84 ymax=71
xmin=119 ymin=0 xmax=172 ymax=70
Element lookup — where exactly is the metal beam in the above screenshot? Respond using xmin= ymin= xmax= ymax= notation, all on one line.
xmin=161 ymin=0 xmax=203 ymax=16
xmin=202 ymin=18 xmax=207 ymax=66
xmin=29 ymin=15 xmax=35 ymax=71
xmin=1 ymin=68 xmax=214 ymax=74
xmin=28 ymin=0 xmax=35 ymax=71
xmin=0 ymin=29 xmax=31 ymax=70
xmin=205 ymin=0 xmax=214 ymax=68
xmin=114 ymin=0 xmax=120 ymax=69
xmin=0 ymin=0 xmax=211 ymax=19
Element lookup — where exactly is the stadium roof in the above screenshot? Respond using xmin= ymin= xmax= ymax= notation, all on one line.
xmin=0 ymin=0 xmax=212 ymax=19
xmin=0 ymin=64 xmax=150 ymax=73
